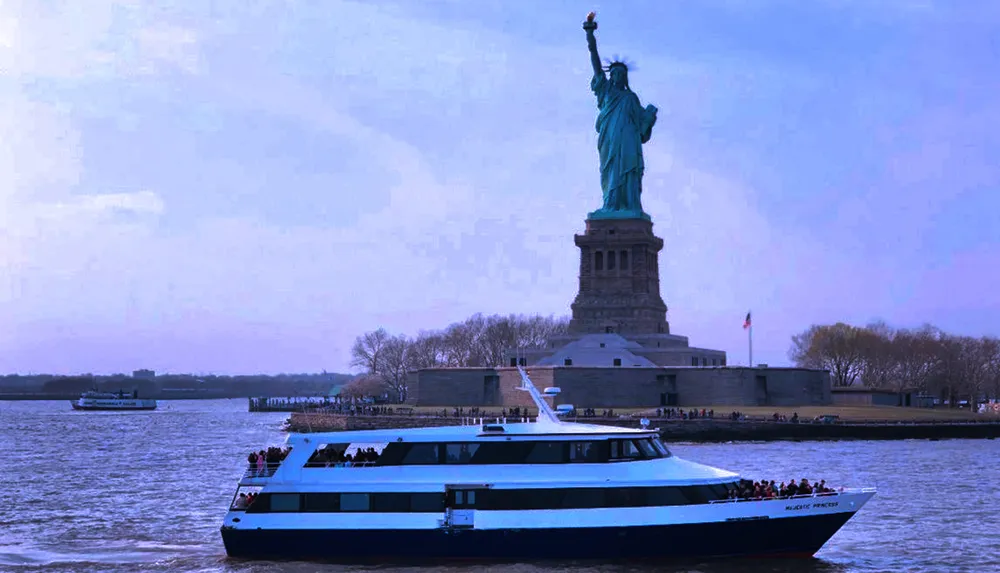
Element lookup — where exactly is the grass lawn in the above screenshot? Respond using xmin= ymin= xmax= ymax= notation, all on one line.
xmin=403 ymin=404 xmax=994 ymax=422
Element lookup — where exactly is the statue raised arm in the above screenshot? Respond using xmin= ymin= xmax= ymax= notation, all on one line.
xmin=581 ymin=13 xmax=658 ymax=221
xmin=583 ymin=12 xmax=603 ymax=77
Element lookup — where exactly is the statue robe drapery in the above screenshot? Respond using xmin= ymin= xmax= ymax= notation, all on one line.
xmin=591 ymin=70 xmax=657 ymax=216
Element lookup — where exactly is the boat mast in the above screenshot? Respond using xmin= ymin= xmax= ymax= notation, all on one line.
xmin=515 ymin=366 xmax=562 ymax=425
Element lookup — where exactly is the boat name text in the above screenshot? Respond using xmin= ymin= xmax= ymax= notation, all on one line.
xmin=785 ymin=501 xmax=840 ymax=511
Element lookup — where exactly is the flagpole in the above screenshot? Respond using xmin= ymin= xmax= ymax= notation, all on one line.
xmin=749 ymin=323 xmax=753 ymax=368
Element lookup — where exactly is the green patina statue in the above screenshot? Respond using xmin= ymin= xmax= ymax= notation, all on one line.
xmin=583 ymin=13 xmax=658 ymax=221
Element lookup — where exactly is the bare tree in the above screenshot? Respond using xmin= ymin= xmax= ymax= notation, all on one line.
xmin=408 ymin=331 xmax=447 ymax=369
xmin=442 ymin=317 xmax=483 ymax=367
xmin=891 ymin=325 xmax=941 ymax=394
xmin=340 ymin=375 xmax=387 ymax=399
xmin=379 ymin=335 xmax=411 ymax=401
xmin=350 ymin=327 xmax=391 ymax=375
xmin=479 ymin=315 xmax=520 ymax=368
xmin=348 ymin=314 xmax=572 ymax=386
xmin=956 ymin=336 xmax=995 ymax=408
xmin=517 ymin=314 xmax=570 ymax=348
xmin=790 ymin=320 xmax=1000 ymax=407
xmin=857 ymin=320 xmax=897 ymax=388
xmin=789 ymin=323 xmax=866 ymax=386
xmin=984 ymin=337 xmax=1000 ymax=402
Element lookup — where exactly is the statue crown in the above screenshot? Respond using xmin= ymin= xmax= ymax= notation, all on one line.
xmin=603 ymin=56 xmax=635 ymax=72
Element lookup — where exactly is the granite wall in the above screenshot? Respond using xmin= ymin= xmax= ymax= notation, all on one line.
xmin=407 ymin=366 xmax=831 ymax=407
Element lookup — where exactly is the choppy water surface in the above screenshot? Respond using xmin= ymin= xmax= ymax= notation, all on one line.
xmin=0 ymin=400 xmax=997 ymax=573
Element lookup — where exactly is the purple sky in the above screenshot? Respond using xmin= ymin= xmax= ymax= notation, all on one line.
xmin=2 ymin=1 xmax=998 ymax=375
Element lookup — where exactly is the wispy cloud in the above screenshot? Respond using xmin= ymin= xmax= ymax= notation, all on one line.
xmin=1 ymin=0 xmax=996 ymax=374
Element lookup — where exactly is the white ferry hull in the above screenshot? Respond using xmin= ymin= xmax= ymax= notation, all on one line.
xmin=71 ymin=399 xmax=157 ymax=411
xmin=220 ymin=370 xmax=876 ymax=563
xmin=222 ymin=511 xmax=856 ymax=561
xmin=221 ymin=491 xmax=873 ymax=562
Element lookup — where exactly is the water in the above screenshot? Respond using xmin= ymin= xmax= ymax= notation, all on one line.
xmin=1 ymin=400 xmax=997 ymax=573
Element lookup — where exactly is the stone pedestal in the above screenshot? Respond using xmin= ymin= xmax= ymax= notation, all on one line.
xmin=568 ymin=217 xmax=669 ymax=336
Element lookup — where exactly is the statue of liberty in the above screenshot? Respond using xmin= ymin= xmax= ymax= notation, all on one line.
xmin=583 ymin=13 xmax=658 ymax=220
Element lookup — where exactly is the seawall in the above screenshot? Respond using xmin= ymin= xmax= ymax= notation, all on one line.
xmin=284 ymin=413 xmax=1000 ymax=442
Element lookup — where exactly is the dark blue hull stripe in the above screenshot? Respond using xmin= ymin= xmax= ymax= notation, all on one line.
xmin=221 ymin=511 xmax=856 ymax=561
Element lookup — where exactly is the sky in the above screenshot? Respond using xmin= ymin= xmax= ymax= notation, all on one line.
xmin=1 ymin=0 xmax=998 ymax=375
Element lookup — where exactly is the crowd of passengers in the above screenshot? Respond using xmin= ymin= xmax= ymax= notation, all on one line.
xmin=231 ymin=491 xmax=259 ymax=509
xmin=304 ymin=446 xmax=381 ymax=467
xmin=246 ymin=446 xmax=292 ymax=477
xmin=728 ymin=478 xmax=839 ymax=500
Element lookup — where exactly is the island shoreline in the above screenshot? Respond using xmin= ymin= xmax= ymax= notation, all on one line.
xmin=283 ymin=412 xmax=1000 ymax=442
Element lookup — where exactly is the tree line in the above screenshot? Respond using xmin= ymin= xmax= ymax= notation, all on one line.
xmin=789 ymin=321 xmax=1000 ymax=405
xmin=347 ymin=313 xmax=570 ymax=400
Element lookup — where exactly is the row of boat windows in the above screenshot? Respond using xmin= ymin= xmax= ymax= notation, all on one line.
xmin=304 ymin=438 xmax=671 ymax=467
xmin=242 ymin=484 xmax=737 ymax=514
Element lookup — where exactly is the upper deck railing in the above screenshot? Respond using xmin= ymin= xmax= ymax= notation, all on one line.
xmin=242 ymin=464 xmax=285 ymax=479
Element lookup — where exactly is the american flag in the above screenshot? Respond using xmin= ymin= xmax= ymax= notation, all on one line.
xmin=743 ymin=312 xmax=752 ymax=330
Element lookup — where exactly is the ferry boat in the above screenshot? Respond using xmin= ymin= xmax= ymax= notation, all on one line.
xmin=220 ymin=368 xmax=876 ymax=561
xmin=70 ymin=389 xmax=157 ymax=411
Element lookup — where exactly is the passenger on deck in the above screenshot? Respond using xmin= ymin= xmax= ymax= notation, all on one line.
xmin=245 ymin=446 xmax=293 ymax=476
xmin=247 ymin=451 xmax=259 ymax=477
xmin=233 ymin=493 xmax=249 ymax=509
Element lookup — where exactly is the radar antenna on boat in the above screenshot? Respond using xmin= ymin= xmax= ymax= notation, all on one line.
xmin=516 ymin=366 xmax=562 ymax=425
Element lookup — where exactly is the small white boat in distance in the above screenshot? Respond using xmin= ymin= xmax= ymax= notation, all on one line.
xmin=70 ymin=389 xmax=157 ymax=411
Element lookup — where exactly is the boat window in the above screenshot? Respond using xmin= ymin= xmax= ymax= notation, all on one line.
xmin=305 ymin=444 xmax=345 ymax=467
xmin=467 ymin=442 xmax=533 ymax=464
xmin=372 ymin=493 xmax=410 ymax=512
xmin=229 ymin=485 xmax=262 ymax=511
xmin=247 ymin=487 xmax=740 ymax=513
xmin=636 ymin=438 xmax=659 ymax=458
xmin=303 ymin=493 xmax=339 ymax=512
xmin=245 ymin=494 xmax=268 ymax=513
xmin=374 ymin=443 xmax=409 ymax=466
xmin=299 ymin=493 xmax=444 ymax=513
xmin=524 ymin=442 xmax=566 ymax=464
xmin=569 ymin=441 xmax=601 ymax=462
xmin=646 ymin=487 xmax=691 ymax=506
xmin=401 ymin=443 xmax=441 ymax=465
xmin=610 ymin=439 xmax=644 ymax=460
xmin=651 ymin=438 xmax=672 ymax=457
xmin=561 ymin=488 xmax=606 ymax=508
xmin=410 ymin=493 xmax=446 ymax=512
xmin=607 ymin=488 xmax=645 ymax=507
xmin=445 ymin=443 xmax=479 ymax=463
xmin=484 ymin=487 xmax=690 ymax=511
xmin=269 ymin=493 xmax=301 ymax=512
xmin=340 ymin=493 xmax=371 ymax=512
xmin=358 ymin=440 xmax=670 ymax=467
xmin=680 ymin=486 xmax=715 ymax=504
xmin=483 ymin=488 xmax=557 ymax=511
xmin=707 ymin=483 xmax=734 ymax=499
